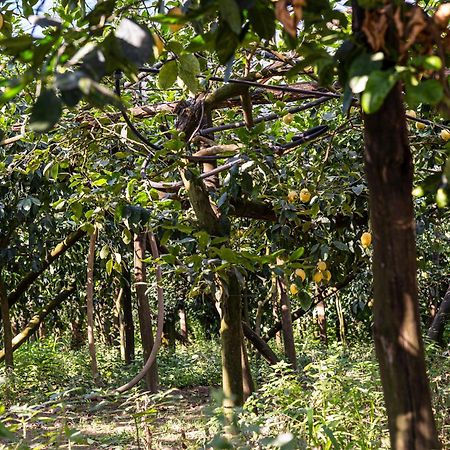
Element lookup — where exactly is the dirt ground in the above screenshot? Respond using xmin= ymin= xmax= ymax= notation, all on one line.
xmin=1 ymin=387 xmax=211 ymax=449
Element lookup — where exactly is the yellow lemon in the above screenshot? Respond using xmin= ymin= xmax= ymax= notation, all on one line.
xmin=295 ymin=268 xmax=306 ymax=281
xmin=415 ymin=121 xmax=427 ymax=131
xmin=440 ymin=129 xmax=450 ymax=141
xmin=323 ymin=270 xmax=331 ymax=282
xmin=282 ymin=113 xmax=294 ymax=124
xmin=287 ymin=190 xmax=298 ymax=202
xmin=299 ymin=188 xmax=311 ymax=203
xmin=168 ymin=7 xmax=184 ymax=32
xmin=361 ymin=232 xmax=372 ymax=248
xmin=313 ymin=271 xmax=323 ymax=283
xmin=317 ymin=260 xmax=327 ymax=272
xmin=406 ymin=110 xmax=416 ymax=118
xmin=289 ymin=283 xmax=299 ymax=295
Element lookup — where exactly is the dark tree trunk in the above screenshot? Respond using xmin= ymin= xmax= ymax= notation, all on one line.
xmin=0 ymin=274 xmax=13 ymax=370
xmin=221 ymin=270 xmax=244 ymax=409
xmin=241 ymin=329 xmax=254 ymax=401
xmin=164 ymin=317 xmax=176 ymax=353
xmin=86 ymin=228 xmax=101 ymax=384
xmin=122 ymin=267 xmax=135 ymax=364
xmin=134 ymin=232 xmax=159 ymax=393
xmin=70 ymin=317 xmax=85 ymax=350
xmin=428 ymin=284 xmax=450 ymax=346
xmin=363 ymin=83 xmax=440 ymax=449
xmin=277 ymin=277 xmax=297 ymax=370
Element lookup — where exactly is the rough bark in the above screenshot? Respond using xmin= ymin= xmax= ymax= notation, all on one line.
xmin=427 ymin=284 xmax=450 ymax=346
xmin=0 ymin=274 xmax=13 ymax=369
xmin=363 ymin=82 xmax=440 ymax=449
xmin=121 ymin=267 xmax=135 ymax=364
xmin=134 ymin=232 xmax=159 ymax=393
xmin=278 ymin=277 xmax=297 ymax=370
xmin=0 ymin=285 xmax=75 ymax=362
xmin=86 ymin=228 xmax=101 ymax=384
xmin=221 ymin=270 xmax=244 ymax=409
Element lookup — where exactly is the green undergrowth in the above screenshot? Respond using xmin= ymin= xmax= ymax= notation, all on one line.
xmin=0 ymin=337 xmax=448 ymax=449
xmin=203 ymin=341 xmax=449 ymax=450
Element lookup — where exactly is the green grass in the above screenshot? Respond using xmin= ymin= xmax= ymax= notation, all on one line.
xmin=0 ymin=336 xmax=448 ymax=449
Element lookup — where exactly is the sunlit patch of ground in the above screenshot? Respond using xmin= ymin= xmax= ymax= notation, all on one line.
xmin=1 ymin=387 xmax=211 ymax=449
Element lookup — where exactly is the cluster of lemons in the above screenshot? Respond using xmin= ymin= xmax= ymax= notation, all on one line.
xmin=407 ymin=110 xmax=450 ymax=140
xmin=289 ymin=260 xmax=331 ymax=295
xmin=287 ymin=188 xmax=311 ymax=204
xmin=288 ymin=232 xmax=372 ymax=296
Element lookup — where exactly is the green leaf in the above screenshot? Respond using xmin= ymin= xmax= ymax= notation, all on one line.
xmin=249 ymin=2 xmax=276 ymax=40
xmin=215 ymin=23 xmax=239 ymax=65
xmin=100 ymin=245 xmax=109 ymax=259
xmin=299 ymin=291 xmax=312 ymax=310
xmin=29 ymin=89 xmax=63 ymax=132
xmin=106 ymin=258 xmax=113 ymax=275
xmin=289 ymin=247 xmax=305 ymax=261
xmin=158 ymin=60 xmax=178 ymax=89
xmin=122 ymin=228 xmax=132 ymax=245
xmin=361 ymin=70 xmax=398 ymax=114
xmin=178 ymin=54 xmax=200 ymax=93
xmin=406 ymin=79 xmax=444 ymax=106
xmin=219 ymin=0 xmax=241 ymax=35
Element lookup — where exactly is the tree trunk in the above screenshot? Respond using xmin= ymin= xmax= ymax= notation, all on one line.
xmin=272 ymin=275 xmax=282 ymax=350
xmin=70 ymin=317 xmax=85 ymax=350
xmin=241 ymin=328 xmax=254 ymax=400
xmin=178 ymin=305 xmax=188 ymax=343
xmin=134 ymin=232 xmax=159 ymax=393
xmin=0 ymin=285 xmax=75 ymax=362
xmin=86 ymin=227 xmax=101 ymax=384
xmin=277 ymin=277 xmax=297 ymax=369
xmin=363 ymin=82 xmax=440 ymax=449
xmin=164 ymin=318 xmax=176 ymax=353
xmin=0 ymin=274 xmax=13 ymax=370
xmin=122 ymin=267 xmax=135 ymax=364
xmin=428 ymin=284 xmax=450 ymax=346
xmin=221 ymin=270 xmax=244 ymax=409
xmin=315 ymin=290 xmax=327 ymax=346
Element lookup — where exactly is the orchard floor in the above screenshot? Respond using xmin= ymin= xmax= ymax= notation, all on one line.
xmin=2 ymin=386 xmax=211 ymax=449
